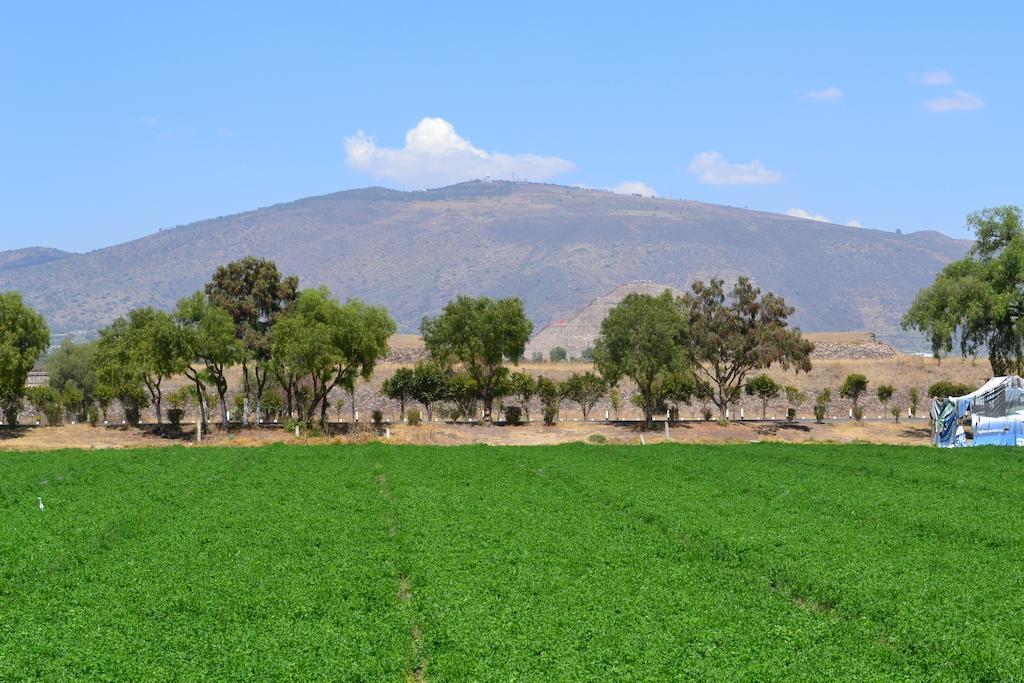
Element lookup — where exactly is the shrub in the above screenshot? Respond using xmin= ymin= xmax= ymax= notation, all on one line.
xmin=2 ymin=395 xmax=21 ymax=425
xmin=786 ymin=407 xmax=797 ymax=422
xmin=908 ymin=387 xmax=921 ymax=417
xmin=928 ymin=380 xmax=973 ymax=399
xmin=168 ymin=408 xmax=184 ymax=426
xmin=549 ymin=347 xmax=567 ymax=362
xmin=588 ymin=433 xmax=607 ymax=444
xmin=542 ymin=406 xmax=558 ymax=426
xmin=813 ymin=403 xmax=827 ymax=423
xmin=701 ymin=406 xmax=714 ymax=421
xmin=371 ymin=410 xmax=384 ymax=425
xmin=891 ymin=406 xmax=902 ymax=423
xmin=406 ymin=408 xmax=422 ymax=426
xmin=839 ymin=374 xmax=869 ymax=411
xmin=852 ymin=405 xmax=864 ymax=422
xmin=26 ymin=386 xmax=63 ymax=426
xmin=86 ymin=404 xmax=99 ymax=427
xmin=503 ymin=405 xmax=523 ymax=425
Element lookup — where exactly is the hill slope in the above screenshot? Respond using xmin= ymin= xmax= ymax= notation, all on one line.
xmin=0 ymin=182 xmax=969 ymax=347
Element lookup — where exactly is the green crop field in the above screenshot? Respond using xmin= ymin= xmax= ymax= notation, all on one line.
xmin=2 ymin=443 xmax=1023 ymax=680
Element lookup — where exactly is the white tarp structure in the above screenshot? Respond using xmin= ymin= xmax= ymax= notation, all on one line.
xmin=932 ymin=376 xmax=1024 ymax=447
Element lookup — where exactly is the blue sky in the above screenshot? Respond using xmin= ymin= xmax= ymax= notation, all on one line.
xmin=2 ymin=1 xmax=1020 ymax=252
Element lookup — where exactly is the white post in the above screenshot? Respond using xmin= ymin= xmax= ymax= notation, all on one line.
xmin=605 ymin=410 xmax=609 ymax=420
xmin=740 ymin=408 xmax=744 ymax=420
xmin=849 ymin=408 xmax=853 ymax=419
xmin=294 ymin=424 xmax=299 ymax=437
xmin=664 ymin=421 xmax=670 ymax=439
xmin=385 ymin=427 xmax=391 ymax=440
xmin=197 ymin=420 xmax=202 ymax=444
xmin=640 ymin=434 xmax=646 ymax=445
xmin=354 ymin=410 xmax=359 ymax=422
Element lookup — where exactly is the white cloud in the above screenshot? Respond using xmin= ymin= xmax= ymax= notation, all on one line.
xmin=787 ymin=208 xmax=830 ymax=223
xmin=344 ymin=117 xmax=575 ymax=187
xmin=610 ymin=181 xmax=656 ymax=197
xmin=846 ymin=219 xmax=863 ymax=228
xmin=805 ymin=86 xmax=843 ymax=100
xmin=917 ymin=69 xmax=954 ymax=86
xmin=687 ymin=151 xmax=781 ymax=186
xmin=925 ymin=89 xmax=984 ymax=113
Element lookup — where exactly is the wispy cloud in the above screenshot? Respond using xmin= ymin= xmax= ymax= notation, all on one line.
xmin=846 ymin=219 xmax=863 ymax=228
xmin=787 ymin=208 xmax=830 ymax=223
xmin=345 ymin=117 xmax=574 ymax=187
xmin=916 ymin=69 xmax=954 ymax=86
xmin=610 ymin=181 xmax=656 ymax=197
xmin=925 ymin=89 xmax=984 ymax=113
xmin=688 ymin=151 xmax=781 ymax=186
xmin=805 ymin=86 xmax=843 ymax=100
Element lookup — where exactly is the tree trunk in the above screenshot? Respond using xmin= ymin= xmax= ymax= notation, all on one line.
xmin=350 ymin=387 xmax=356 ymax=422
xmin=219 ymin=392 xmax=229 ymax=426
xmin=761 ymin=399 xmax=767 ymax=419
xmin=483 ymin=396 xmax=493 ymax=423
xmin=241 ymin=363 xmax=251 ymax=426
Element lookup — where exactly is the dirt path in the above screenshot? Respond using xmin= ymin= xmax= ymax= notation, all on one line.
xmin=0 ymin=419 xmax=934 ymax=451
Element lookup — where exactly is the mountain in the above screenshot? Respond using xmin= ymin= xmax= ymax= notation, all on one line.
xmin=0 ymin=247 xmax=75 ymax=273
xmin=0 ymin=181 xmax=969 ymax=348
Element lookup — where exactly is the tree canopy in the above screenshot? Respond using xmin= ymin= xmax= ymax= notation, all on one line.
xmin=593 ymin=291 xmax=690 ymax=424
xmin=0 ymin=292 xmax=50 ymax=424
xmin=903 ymin=206 xmax=1024 ymax=375
xmin=421 ymin=295 xmax=532 ymax=422
xmin=682 ymin=277 xmax=813 ymax=420
xmin=205 ymin=257 xmax=298 ymax=422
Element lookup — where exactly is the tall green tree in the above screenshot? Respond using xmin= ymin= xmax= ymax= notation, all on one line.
xmin=593 ymin=291 xmax=689 ymax=425
xmin=0 ymin=292 xmax=49 ymax=425
xmin=745 ymin=373 xmax=781 ymax=419
xmin=176 ymin=292 xmax=242 ymax=428
xmin=508 ymin=371 xmax=537 ymax=420
xmin=682 ymin=277 xmax=813 ymax=420
xmin=381 ymin=367 xmax=416 ymax=419
xmin=409 ymin=361 xmax=451 ymax=421
xmin=560 ymin=371 xmax=607 ymax=421
xmin=840 ymin=373 xmax=869 ymax=418
xmin=93 ymin=317 xmax=150 ymax=426
xmin=269 ymin=288 xmax=394 ymax=426
xmin=421 ymin=295 xmax=532 ymax=423
xmin=204 ymin=257 xmax=299 ymax=424
xmin=46 ymin=340 xmax=99 ymax=408
xmin=903 ymin=206 xmax=1024 ymax=375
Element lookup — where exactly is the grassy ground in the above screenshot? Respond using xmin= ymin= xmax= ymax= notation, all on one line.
xmin=2 ymin=443 xmax=1023 ymax=680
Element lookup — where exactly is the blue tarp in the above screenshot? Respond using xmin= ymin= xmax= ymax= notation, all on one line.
xmin=973 ymin=418 xmax=1023 ymax=447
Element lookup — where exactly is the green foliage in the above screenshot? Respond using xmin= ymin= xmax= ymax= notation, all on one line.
xmin=593 ymin=290 xmax=689 ymax=424
xmin=268 ymin=287 xmax=395 ymax=426
xmin=26 ymin=386 xmax=62 ymax=425
xmin=909 ymin=388 xmax=921 ymax=417
xmin=683 ymin=277 xmax=813 ymax=420
xmin=549 ymin=346 xmax=567 ymax=362
xmin=839 ymin=374 xmax=869 ymax=408
xmin=745 ymin=373 xmax=781 ymax=419
xmin=2 ymin=395 xmax=21 ymax=425
xmin=0 ymin=292 xmax=50 ymax=416
xmin=204 ymin=257 xmax=299 ymax=423
xmin=580 ymin=346 xmax=595 ymax=361
xmin=46 ymin=340 xmax=98 ymax=404
xmin=785 ymin=385 xmax=806 ymax=408
xmin=903 ymin=205 xmax=1024 ymax=375
xmin=421 ymin=295 xmax=532 ymax=422
xmin=609 ymin=387 xmax=622 ymax=419
xmin=876 ymin=384 xmax=894 ymax=409
xmin=260 ymin=390 xmax=284 ymax=422
xmin=86 ymin=403 xmax=99 ymax=427
xmin=371 ymin=410 xmax=384 ymax=425
xmin=560 ymin=371 xmax=606 ymax=421
xmin=928 ymin=380 xmax=973 ymax=399
xmin=406 ymin=408 xmax=421 ymax=426
xmin=587 ymin=433 xmax=607 ymax=444
xmin=891 ymin=405 xmax=902 ymax=423
xmin=507 ymin=371 xmax=536 ymax=419
xmin=852 ymin=405 xmax=865 ymax=422
xmin=542 ymin=405 xmax=558 ymax=425
xmin=60 ymin=382 xmax=85 ymax=422
xmin=381 ymin=367 xmax=416 ymax=418
xmin=408 ymin=362 xmax=451 ymax=420
xmin=814 ymin=388 xmax=831 ymax=424
xmin=502 ymin=405 xmax=523 ymax=425
xmin=177 ymin=292 xmax=246 ymax=426
xmin=3 ymin=443 xmax=1024 ymax=679
xmin=447 ymin=373 xmax=479 ymax=422
xmin=535 ymin=376 xmax=561 ymax=414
